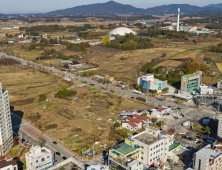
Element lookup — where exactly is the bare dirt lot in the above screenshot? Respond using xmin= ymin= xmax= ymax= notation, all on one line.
xmin=0 ymin=62 xmax=153 ymax=155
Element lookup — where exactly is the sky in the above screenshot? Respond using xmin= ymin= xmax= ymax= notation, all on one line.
xmin=1 ymin=0 xmax=222 ymax=14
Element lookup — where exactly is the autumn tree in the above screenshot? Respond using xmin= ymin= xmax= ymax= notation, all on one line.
xmin=102 ymin=36 xmax=110 ymax=45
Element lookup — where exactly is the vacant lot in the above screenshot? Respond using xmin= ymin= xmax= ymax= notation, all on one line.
xmin=155 ymin=60 xmax=183 ymax=68
xmin=217 ymin=63 xmax=222 ymax=73
xmin=0 ymin=64 xmax=154 ymax=155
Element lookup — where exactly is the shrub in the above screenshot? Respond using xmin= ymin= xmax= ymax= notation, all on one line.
xmin=115 ymin=129 xmax=127 ymax=138
xmin=55 ymin=89 xmax=76 ymax=99
xmin=114 ymin=122 xmax=120 ymax=127
xmin=193 ymin=124 xmax=198 ymax=127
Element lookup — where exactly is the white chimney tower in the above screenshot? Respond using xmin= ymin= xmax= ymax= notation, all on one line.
xmin=177 ymin=8 xmax=180 ymax=32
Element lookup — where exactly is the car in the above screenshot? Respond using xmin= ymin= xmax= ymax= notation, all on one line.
xmin=56 ymin=152 xmax=61 ymax=155
xmin=52 ymin=141 xmax=57 ymax=144
xmin=131 ymin=97 xmax=134 ymax=99
xmin=197 ymin=141 xmax=201 ymax=144
xmin=62 ymin=156 xmax=67 ymax=160
xmin=182 ymin=136 xmax=187 ymax=139
xmin=174 ymin=163 xmax=180 ymax=167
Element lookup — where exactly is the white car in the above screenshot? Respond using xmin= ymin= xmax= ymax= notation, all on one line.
xmin=194 ymin=139 xmax=199 ymax=143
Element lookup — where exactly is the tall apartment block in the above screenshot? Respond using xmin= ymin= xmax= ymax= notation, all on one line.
xmin=217 ymin=114 xmax=222 ymax=139
xmin=181 ymin=71 xmax=202 ymax=93
xmin=0 ymin=83 xmax=13 ymax=155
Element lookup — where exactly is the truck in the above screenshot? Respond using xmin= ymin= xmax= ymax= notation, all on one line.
xmin=132 ymin=89 xmax=142 ymax=95
xmin=182 ymin=121 xmax=190 ymax=127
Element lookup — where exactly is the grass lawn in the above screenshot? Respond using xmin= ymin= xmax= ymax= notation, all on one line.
xmin=45 ymin=106 xmax=58 ymax=111
xmin=169 ymin=49 xmax=203 ymax=58
xmin=215 ymin=73 xmax=220 ymax=77
xmin=6 ymin=145 xmax=24 ymax=158
xmin=88 ymin=88 xmax=98 ymax=91
xmin=153 ymin=125 xmax=160 ymax=128
xmin=149 ymin=38 xmax=157 ymax=41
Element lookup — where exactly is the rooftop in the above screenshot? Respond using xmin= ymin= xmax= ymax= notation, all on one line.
xmin=0 ymin=159 xmax=17 ymax=169
xmin=111 ymin=142 xmax=138 ymax=155
xmin=183 ymin=73 xmax=197 ymax=78
xmin=196 ymin=147 xmax=222 ymax=159
xmin=133 ymin=132 xmax=159 ymax=145
xmin=122 ymin=121 xmax=137 ymax=128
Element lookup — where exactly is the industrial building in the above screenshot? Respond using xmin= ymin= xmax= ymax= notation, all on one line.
xmin=25 ymin=146 xmax=53 ymax=170
xmin=0 ymin=83 xmax=13 ymax=156
xmin=109 ymin=27 xmax=136 ymax=36
xmin=180 ymin=71 xmax=202 ymax=93
xmin=137 ymin=74 xmax=168 ymax=94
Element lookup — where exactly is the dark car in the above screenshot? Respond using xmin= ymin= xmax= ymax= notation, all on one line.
xmin=53 ymin=141 xmax=57 ymax=144
xmin=174 ymin=163 xmax=180 ymax=167
xmin=56 ymin=152 xmax=61 ymax=155
xmin=182 ymin=136 xmax=187 ymax=139
xmin=131 ymin=97 xmax=134 ymax=99
xmin=62 ymin=156 xmax=67 ymax=160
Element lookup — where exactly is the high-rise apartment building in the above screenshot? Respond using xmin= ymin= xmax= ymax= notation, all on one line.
xmin=0 ymin=83 xmax=13 ymax=155
xmin=217 ymin=114 xmax=222 ymax=139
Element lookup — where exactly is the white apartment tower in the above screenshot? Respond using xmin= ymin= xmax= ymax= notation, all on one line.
xmin=177 ymin=8 xmax=180 ymax=32
xmin=217 ymin=114 xmax=222 ymax=138
xmin=0 ymin=83 xmax=13 ymax=155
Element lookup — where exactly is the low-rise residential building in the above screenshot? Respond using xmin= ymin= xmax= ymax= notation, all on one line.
xmin=109 ymin=138 xmax=143 ymax=170
xmin=0 ymin=155 xmax=18 ymax=170
xmin=25 ymin=146 xmax=53 ymax=170
xmin=199 ymin=85 xmax=213 ymax=95
xmin=133 ymin=114 xmax=151 ymax=124
xmin=217 ymin=80 xmax=222 ymax=89
xmin=105 ymin=75 xmax=114 ymax=82
xmin=161 ymin=66 xmax=175 ymax=74
xmin=131 ymin=127 xmax=170 ymax=166
xmin=181 ymin=71 xmax=202 ymax=93
xmin=137 ymin=74 xmax=168 ymax=94
xmin=193 ymin=146 xmax=222 ymax=170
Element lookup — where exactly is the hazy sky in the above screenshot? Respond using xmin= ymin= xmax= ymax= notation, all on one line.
xmin=1 ymin=0 xmax=222 ymax=14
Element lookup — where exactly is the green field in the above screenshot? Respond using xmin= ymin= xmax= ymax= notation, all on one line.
xmin=217 ymin=63 xmax=222 ymax=73
xmin=169 ymin=49 xmax=203 ymax=58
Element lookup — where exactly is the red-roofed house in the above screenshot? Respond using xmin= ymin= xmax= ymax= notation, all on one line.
xmin=156 ymin=108 xmax=171 ymax=114
xmin=122 ymin=116 xmax=144 ymax=131
xmin=122 ymin=121 xmax=138 ymax=131
xmin=133 ymin=114 xmax=151 ymax=124
xmin=0 ymin=155 xmax=18 ymax=170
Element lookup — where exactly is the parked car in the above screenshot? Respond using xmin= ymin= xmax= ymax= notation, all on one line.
xmin=56 ymin=152 xmax=61 ymax=155
xmin=53 ymin=141 xmax=57 ymax=144
xmin=174 ymin=163 xmax=180 ymax=167
xmin=62 ymin=156 xmax=67 ymax=160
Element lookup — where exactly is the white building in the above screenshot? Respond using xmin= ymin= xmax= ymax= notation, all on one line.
xmin=199 ymin=85 xmax=213 ymax=95
xmin=217 ymin=114 xmax=222 ymax=139
xmin=87 ymin=163 xmax=109 ymax=170
xmin=137 ymin=74 xmax=168 ymax=94
xmin=193 ymin=146 xmax=222 ymax=170
xmin=25 ymin=146 xmax=53 ymax=170
xmin=0 ymin=155 xmax=18 ymax=170
xmin=0 ymin=83 xmax=13 ymax=156
xmin=132 ymin=127 xmax=170 ymax=166
xmin=128 ymin=160 xmax=143 ymax=170
xmin=109 ymin=27 xmax=136 ymax=36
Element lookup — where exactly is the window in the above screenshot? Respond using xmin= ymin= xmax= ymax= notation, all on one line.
xmin=41 ymin=158 xmax=45 ymax=162
xmin=141 ymin=157 xmax=143 ymax=160
xmin=47 ymin=156 xmax=50 ymax=159
xmin=36 ymin=160 xmax=38 ymax=163
xmin=150 ymin=159 xmax=152 ymax=162
xmin=14 ymin=167 xmax=16 ymax=170
xmin=151 ymin=154 xmax=152 ymax=156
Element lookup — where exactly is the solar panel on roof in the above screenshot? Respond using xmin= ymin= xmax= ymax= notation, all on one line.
xmin=113 ymin=144 xmax=121 ymax=149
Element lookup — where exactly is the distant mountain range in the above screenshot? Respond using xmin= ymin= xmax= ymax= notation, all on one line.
xmin=204 ymin=3 xmax=222 ymax=9
xmin=47 ymin=1 xmax=222 ymax=16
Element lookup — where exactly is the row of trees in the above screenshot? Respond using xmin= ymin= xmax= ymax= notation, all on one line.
xmin=103 ymin=33 xmax=154 ymax=50
xmin=209 ymin=43 xmax=222 ymax=53
xmin=138 ymin=30 xmax=193 ymax=39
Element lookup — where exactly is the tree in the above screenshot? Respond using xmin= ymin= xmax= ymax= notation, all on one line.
xmin=206 ymin=126 xmax=211 ymax=133
xmin=114 ymin=122 xmax=120 ymax=128
xmin=162 ymin=87 xmax=169 ymax=92
xmin=152 ymin=117 xmax=158 ymax=123
xmin=37 ymin=136 xmax=45 ymax=147
xmin=13 ymin=136 xmax=19 ymax=145
xmin=61 ymin=84 xmax=68 ymax=90
xmin=157 ymin=121 xmax=164 ymax=127
xmin=177 ymin=98 xmax=181 ymax=103
xmin=103 ymin=36 xmax=110 ymax=45
xmin=142 ymin=112 xmax=147 ymax=116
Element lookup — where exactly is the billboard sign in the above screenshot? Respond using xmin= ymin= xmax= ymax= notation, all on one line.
xmin=142 ymin=81 xmax=147 ymax=89
xmin=158 ymin=83 xmax=162 ymax=90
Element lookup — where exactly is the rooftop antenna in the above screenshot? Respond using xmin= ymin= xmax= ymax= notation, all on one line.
xmin=177 ymin=8 xmax=180 ymax=32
